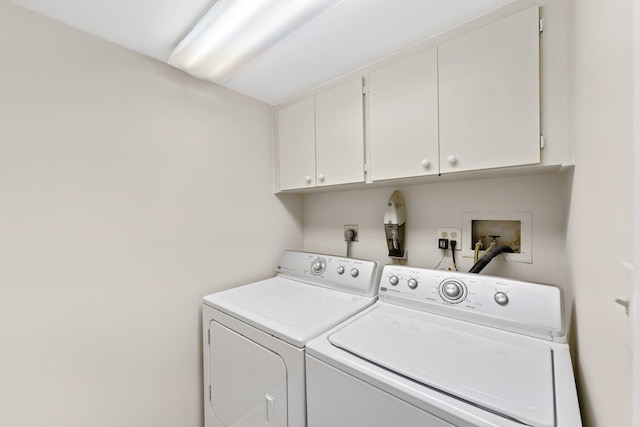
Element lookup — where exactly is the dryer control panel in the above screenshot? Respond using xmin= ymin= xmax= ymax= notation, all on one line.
xmin=277 ymin=251 xmax=380 ymax=297
xmin=379 ymin=265 xmax=565 ymax=342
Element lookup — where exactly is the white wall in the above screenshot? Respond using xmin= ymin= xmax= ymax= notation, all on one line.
xmin=304 ymin=173 xmax=571 ymax=292
xmin=0 ymin=3 xmax=303 ymax=426
xmin=568 ymin=0 xmax=635 ymax=426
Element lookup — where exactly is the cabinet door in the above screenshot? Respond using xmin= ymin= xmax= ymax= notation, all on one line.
xmin=277 ymin=98 xmax=316 ymax=190
xmin=315 ymin=78 xmax=365 ymax=187
xmin=369 ymin=48 xmax=439 ymax=181
xmin=438 ymin=6 xmax=540 ymax=174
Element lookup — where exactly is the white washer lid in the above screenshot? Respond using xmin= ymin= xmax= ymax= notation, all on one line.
xmin=203 ymin=277 xmax=376 ymax=348
xmin=328 ymin=304 xmax=555 ymax=427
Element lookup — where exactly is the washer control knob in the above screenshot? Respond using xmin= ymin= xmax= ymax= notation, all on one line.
xmin=389 ymin=275 xmax=399 ymax=286
xmin=337 ymin=266 xmax=345 ymax=275
xmin=494 ymin=292 xmax=509 ymax=305
xmin=350 ymin=268 xmax=359 ymax=278
xmin=443 ymin=282 xmax=462 ymax=299
xmin=439 ymin=279 xmax=466 ymax=303
xmin=312 ymin=258 xmax=326 ymax=274
xmin=407 ymin=278 xmax=418 ymax=289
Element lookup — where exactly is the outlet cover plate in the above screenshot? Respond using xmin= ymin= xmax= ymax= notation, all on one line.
xmin=344 ymin=224 xmax=358 ymax=242
xmin=437 ymin=227 xmax=461 ymax=250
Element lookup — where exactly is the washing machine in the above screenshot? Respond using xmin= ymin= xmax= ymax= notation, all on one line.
xmin=202 ymin=250 xmax=380 ymax=427
xmin=306 ymin=265 xmax=582 ymax=427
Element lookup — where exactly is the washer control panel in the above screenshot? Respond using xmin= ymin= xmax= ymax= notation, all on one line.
xmin=379 ymin=265 xmax=566 ymax=340
xmin=276 ymin=251 xmax=380 ymax=297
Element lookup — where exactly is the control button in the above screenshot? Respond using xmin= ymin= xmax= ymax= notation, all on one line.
xmin=389 ymin=275 xmax=399 ymax=286
xmin=350 ymin=268 xmax=359 ymax=278
xmin=311 ymin=258 xmax=326 ymax=274
xmin=407 ymin=278 xmax=418 ymax=289
xmin=494 ymin=292 xmax=509 ymax=305
xmin=337 ymin=266 xmax=345 ymax=275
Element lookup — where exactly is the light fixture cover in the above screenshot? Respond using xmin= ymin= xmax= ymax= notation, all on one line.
xmin=168 ymin=0 xmax=344 ymax=83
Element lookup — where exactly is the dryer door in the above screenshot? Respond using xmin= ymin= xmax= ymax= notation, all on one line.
xmin=208 ymin=320 xmax=287 ymax=427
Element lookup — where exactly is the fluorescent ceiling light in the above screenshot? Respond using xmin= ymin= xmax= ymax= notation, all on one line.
xmin=168 ymin=0 xmax=344 ymax=83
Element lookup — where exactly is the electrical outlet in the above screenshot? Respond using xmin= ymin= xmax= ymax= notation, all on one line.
xmin=344 ymin=224 xmax=358 ymax=242
xmin=437 ymin=227 xmax=461 ymax=250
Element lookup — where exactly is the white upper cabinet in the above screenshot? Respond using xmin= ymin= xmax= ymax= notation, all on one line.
xmin=276 ymin=3 xmax=544 ymax=192
xmin=315 ymin=77 xmax=366 ymax=187
xmin=277 ymin=77 xmax=365 ymax=191
xmin=277 ymin=98 xmax=316 ymax=191
xmin=369 ymin=48 xmax=439 ymax=181
xmin=438 ymin=5 xmax=540 ymax=174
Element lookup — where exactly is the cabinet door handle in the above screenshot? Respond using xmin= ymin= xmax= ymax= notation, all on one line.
xmin=305 ymin=176 xmax=312 ymax=184
xmin=447 ymin=155 xmax=458 ymax=165
xmin=318 ymin=174 xmax=325 ymax=182
xmin=421 ymin=159 xmax=431 ymax=169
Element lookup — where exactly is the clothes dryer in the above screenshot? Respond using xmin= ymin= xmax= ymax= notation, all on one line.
xmin=202 ymin=251 xmax=380 ymax=427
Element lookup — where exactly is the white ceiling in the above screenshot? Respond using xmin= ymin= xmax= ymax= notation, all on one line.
xmin=13 ymin=0 xmax=513 ymax=105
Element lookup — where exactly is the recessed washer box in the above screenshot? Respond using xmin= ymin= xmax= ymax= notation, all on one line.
xmin=462 ymin=212 xmax=532 ymax=263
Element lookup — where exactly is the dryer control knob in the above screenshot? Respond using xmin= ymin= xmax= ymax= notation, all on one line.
xmin=407 ymin=278 xmax=418 ymax=289
xmin=350 ymin=268 xmax=359 ymax=278
xmin=337 ymin=266 xmax=345 ymax=275
xmin=389 ymin=275 xmax=399 ymax=286
xmin=494 ymin=292 xmax=509 ymax=305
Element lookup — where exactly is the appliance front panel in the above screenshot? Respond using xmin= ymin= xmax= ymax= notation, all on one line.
xmin=328 ymin=304 xmax=555 ymax=427
xmin=209 ymin=320 xmax=287 ymax=427
xmin=307 ymin=356 xmax=454 ymax=427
